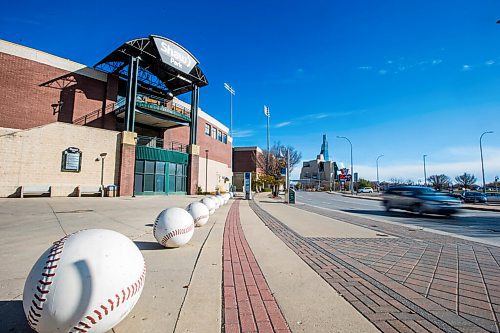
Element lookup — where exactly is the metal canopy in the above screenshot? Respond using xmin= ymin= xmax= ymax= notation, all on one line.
xmin=94 ymin=35 xmax=208 ymax=97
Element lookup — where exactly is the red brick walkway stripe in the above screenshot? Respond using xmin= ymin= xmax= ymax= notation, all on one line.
xmin=223 ymin=200 xmax=290 ymax=333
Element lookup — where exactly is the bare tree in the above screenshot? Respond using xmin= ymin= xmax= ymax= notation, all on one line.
xmin=427 ymin=174 xmax=451 ymax=191
xmin=455 ymin=173 xmax=477 ymax=190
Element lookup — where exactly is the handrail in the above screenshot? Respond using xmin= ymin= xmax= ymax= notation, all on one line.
xmin=73 ymin=103 xmax=116 ymax=126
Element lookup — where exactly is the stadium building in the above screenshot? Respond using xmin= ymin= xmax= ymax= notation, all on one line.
xmin=0 ymin=36 xmax=232 ymax=197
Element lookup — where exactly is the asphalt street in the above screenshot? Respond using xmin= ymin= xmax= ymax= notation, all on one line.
xmin=297 ymin=191 xmax=500 ymax=246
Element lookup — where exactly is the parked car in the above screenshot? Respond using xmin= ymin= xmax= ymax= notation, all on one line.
xmin=447 ymin=193 xmax=464 ymax=201
xmin=382 ymin=186 xmax=461 ymax=216
xmin=485 ymin=192 xmax=500 ymax=203
xmin=358 ymin=187 xmax=374 ymax=193
xmin=462 ymin=191 xmax=487 ymax=203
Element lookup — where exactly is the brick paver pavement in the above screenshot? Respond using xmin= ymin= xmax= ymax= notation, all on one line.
xmin=223 ymin=200 xmax=291 ymax=333
xmin=250 ymin=200 xmax=500 ymax=333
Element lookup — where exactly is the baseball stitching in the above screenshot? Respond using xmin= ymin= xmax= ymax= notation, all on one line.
xmin=27 ymin=235 xmax=70 ymax=329
xmin=69 ymin=264 xmax=146 ymax=333
xmin=160 ymin=223 xmax=194 ymax=246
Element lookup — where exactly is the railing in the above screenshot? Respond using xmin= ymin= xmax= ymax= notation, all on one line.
xmin=73 ymin=103 xmax=116 ymax=126
xmin=134 ymin=93 xmax=191 ymax=121
xmin=136 ymin=135 xmax=187 ymax=152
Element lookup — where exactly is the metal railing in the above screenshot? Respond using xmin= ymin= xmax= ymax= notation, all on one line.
xmin=136 ymin=135 xmax=187 ymax=152
xmin=73 ymin=103 xmax=116 ymax=126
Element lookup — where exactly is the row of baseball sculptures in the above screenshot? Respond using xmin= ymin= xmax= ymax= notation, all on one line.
xmin=23 ymin=193 xmax=234 ymax=333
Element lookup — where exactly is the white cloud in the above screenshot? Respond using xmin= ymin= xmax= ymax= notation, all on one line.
xmin=462 ymin=64 xmax=471 ymax=71
xmin=432 ymin=59 xmax=443 ymax=65
xmin=358 ymin=66 xmax=372 ymax=70
xmin=232 ymin=129 xmax=254 ymax=138
xmin=378 ymin=69 xmax=388 ymax=75
xmin=486 ymin=60 xmax=495 ymax=66
xmin=275 ymin=121 xmax=292 ymax=128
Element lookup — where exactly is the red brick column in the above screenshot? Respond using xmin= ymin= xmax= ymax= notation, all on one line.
xmin=118 ymin=131 xmax=137 ymax=197
xmin=187 ymin=154 xmax=199 ymax=195
xmin=187 ymin=144 xmax=200 ymax=195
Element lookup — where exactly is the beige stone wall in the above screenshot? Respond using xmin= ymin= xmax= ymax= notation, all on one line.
xmin=198 ymin=156 xmax=232 ymax=193
xmin=0 ymin=122 xmax=120 ymax=197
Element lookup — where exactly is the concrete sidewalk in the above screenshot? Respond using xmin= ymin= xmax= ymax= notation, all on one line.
xmin=0 ymin=196 xmax=228 ymax=333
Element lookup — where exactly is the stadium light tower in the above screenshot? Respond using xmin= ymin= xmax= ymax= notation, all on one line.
xmin=223 ymin=83 xmax=235 ymax=137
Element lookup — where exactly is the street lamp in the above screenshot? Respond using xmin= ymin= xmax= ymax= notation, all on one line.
xmin=337 ymin=136 xmax=353 ymax=194
xmin=423 ymin=155 xmax=428 ymax=186
xmin=205 ymin=149 xmax=209 ymax=194
xmin=480 ymin=131 xmax=494 ymax=193
xmin=223 ymin=83 xmax=235 ymax=137
xmin=376 ymin=154 xmax=384 ymax=192
xmin=99 ymin=153 xmax=107 ymax=189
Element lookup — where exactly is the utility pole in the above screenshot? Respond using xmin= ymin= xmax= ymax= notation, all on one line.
xmin=423 ymin=155 xmax=428 ymax=186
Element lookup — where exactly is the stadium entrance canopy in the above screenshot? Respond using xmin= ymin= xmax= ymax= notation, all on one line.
xmin=94 ymin=35 xmax=207 ymax=142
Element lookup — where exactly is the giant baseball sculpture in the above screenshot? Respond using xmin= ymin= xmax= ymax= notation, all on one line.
xmin=23 ymin=229 xmax=146 ymax=333
xmin=154 ymin=207 xmax=195 ymax=248
xmin=186 ymin=201 xmax=210 ymax=227
xmin=201 ymin=197 xmax=216 ymax=215
xmin=210 ymin=196 xmax=221 ymax=209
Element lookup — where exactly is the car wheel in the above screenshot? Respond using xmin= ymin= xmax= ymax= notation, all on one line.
xmin=384 ymin=201 xmax=391 ymax=211
xmin=412 ymin=204 xmax=424 ymax=215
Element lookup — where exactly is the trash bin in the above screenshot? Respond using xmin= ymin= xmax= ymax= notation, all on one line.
xmin=107 ymin=185 xmax=118 ymax=197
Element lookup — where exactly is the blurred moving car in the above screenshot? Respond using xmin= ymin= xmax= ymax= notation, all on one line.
xmin=382 ymin=186 xmax=461 ymax=216
xmin=358 ymin=187 xmax=374 ymax=193
xmin=462 ymin=191 xmax=487 ymax=203
xmin=486 ymin=192 xmax=500 ymax=203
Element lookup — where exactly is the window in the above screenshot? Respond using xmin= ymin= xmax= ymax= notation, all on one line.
xmin=205 ymin=123 xmax=211 ymax=136
xmin=217 ymin=130 xmax=222 ymax=141
xmin=134 ymin=160 xmax=166 ymax=193
xmin=212 ymin=127 xmax=217 ymax=139
xmin=223 ymin=133 xmax=227 ymax=144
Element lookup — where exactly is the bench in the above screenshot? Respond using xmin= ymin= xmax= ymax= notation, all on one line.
xmin=78 ymin=185 xmax=103 ymax=197
xmin=21 ymin=185 xmax=51 ymax=198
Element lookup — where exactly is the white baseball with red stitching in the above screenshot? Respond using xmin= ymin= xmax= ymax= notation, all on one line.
xmin=186 ymin=201 xmax=210 ymax=227
xmin=210 ymin=196 xmax=221 ymax=209
xmin=201 ymin=197 xmax=216 ymax=215
xmin=22 ymin=229 xmax=146 ymax=333
xmin=154 ymin=207 xmax=194 ymax=248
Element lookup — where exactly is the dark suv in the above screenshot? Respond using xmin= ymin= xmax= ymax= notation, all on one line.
xmin=383 ymin=186 xmax=461 ymax=216
xmin=462 ymin=191 xmax=487 ymax=203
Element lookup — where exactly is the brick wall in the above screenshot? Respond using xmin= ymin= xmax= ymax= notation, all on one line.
xmin=163 ymin=116 xmax=232 ymax=168
xmin=0 ymin=52 xmax=117 ymax=130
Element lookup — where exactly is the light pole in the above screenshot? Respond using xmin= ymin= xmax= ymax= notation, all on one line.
xmin=99 ymin=153 xmax=107 ymax=189
xmin=205 ymin=150 xmax=209 ymax=194
xmin=423 ymin=155 xmax=428 ymax=186
xmin=264 ymin=105 xmax=271 ymax=171
xmin=480 ymin=131 xmax=494 ymax=193
xmin=337 ymin=136 xmax=353 ymax=194
xmin=376 ymin=154 xmax=384 ymax=192
xmin=223 ymin=83 xmax=235 ymax=137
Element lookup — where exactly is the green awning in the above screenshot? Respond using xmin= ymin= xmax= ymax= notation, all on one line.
xmin=136 ymin=146 xmax=188 ymax=164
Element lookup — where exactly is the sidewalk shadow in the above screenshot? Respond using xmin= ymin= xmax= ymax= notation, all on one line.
xmin=0 ymin=300 xmax=32 ymax=332
xmin=144 ymin=223 xmax=154 ymax=227
xmin=134 ymin=241 xmax=164 ymax=250
xmin=259 ymin=200 xmax=285 ymax=204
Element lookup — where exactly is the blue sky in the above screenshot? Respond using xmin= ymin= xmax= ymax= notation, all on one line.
xmin=1 ymin=0 xmax=500 ymax=183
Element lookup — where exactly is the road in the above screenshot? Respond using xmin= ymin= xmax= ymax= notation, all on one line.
xmin=297 ymin=191 xmax=500 ymax=246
